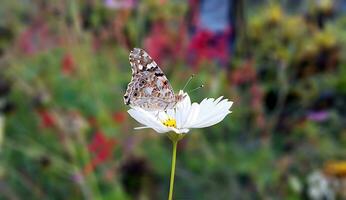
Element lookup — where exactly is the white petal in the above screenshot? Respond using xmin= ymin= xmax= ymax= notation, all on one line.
xmin=188 ymin=97 xmax=233 ymax=128
xmin=176 ymin=128 xmax=190 ymax=133
xmin=128 ymin=107 xmax=170 ymax=133
xmin=192 ymin=111 xmax=231 ymax=128
xmin=168 ymin=127 xmax=190 ymax=134
xmin=158 ymin=111 xmax=169 ymax=121
xmin=134 ymin=126 xmax=150 ymax=130
xmin=175 ymin=92 xmax=192 ymax=128
xmin=166 ymin=109 xmax=175 ymax=118
xmin=200 ymin=99 xmax=231 ymax=121
xmin=183 ymin=103 xmax=200 ymax=128
xmin=214 ymin=96 xmax=224 ymax=104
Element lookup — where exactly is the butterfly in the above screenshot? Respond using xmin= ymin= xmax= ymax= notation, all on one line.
xmin=123 ymin=48 xmax=186 ymax=111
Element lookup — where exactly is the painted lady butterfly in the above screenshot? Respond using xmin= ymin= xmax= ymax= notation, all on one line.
xmin=123 ymin=48 xmax=186 ymax=111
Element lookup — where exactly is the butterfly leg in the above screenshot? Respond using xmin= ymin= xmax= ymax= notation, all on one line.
xmin=155 ymin=111 xmax=160 ymax=118
xmin=164 ymin=104 xmax=169 ymax=112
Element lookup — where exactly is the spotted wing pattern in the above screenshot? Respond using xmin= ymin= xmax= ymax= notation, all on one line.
xmin=123 ymin=48 xmax=179 ymax=111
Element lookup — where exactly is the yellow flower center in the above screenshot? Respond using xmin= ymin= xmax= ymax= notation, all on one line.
xmin=162 ymin=118 xmax=177 ymax=128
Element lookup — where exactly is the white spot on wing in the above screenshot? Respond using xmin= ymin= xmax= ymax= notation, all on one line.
xmin=156 ymin=80 xmax=163 ymax=88
xmin=148 ymin=62 xmax=156 ymax=69
xmin=144 ymin=87 xmax=153 ymax=95
xmin=143 ymin=51 xmax=149 ymax=57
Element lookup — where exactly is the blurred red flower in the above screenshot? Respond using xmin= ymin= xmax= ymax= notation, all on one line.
xmin=61 ymin=53 xmax=75 ymax=75
xmin=144 ymin=21 xmax=172 ymax=64
xmin=17 ymin=19 xmax=56 ymax=55
xmin=37 ymin=109 xmax=56 ymax=128
xmin=112 ymin=111 xmax=126 ymax=124
xmin=231 ymin=59 xmax=257 ymax=85
xmin=144 ymin=20 xmax=186 ymax=65
xmin=85 ymin=131 xmax=117 ymax=174
xmin=250 ymin=83 xmax=263 ymax=109
xmin=188 ymin=28 xmax=231 ymax=68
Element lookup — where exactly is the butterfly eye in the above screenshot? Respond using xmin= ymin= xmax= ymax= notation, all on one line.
xmin=124 ymin=95 xmax=128 ymax=99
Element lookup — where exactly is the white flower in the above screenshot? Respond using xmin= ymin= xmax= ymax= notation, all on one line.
xmin=307 ymin=171 xmax=335 ymax=200
xmin=127 ymin=91 xmax=233 ymax=134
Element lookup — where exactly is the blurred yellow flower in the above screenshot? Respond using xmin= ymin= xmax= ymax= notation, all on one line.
xmin=268 ymin=5 xmax=283 ymax=24
xmin=282 ymin=16 xmax=305 ymax=40
xmin=324 ymin=161 xmax=346 ymax=177
xmin=314 ymin=31 xmax=336 ymax=49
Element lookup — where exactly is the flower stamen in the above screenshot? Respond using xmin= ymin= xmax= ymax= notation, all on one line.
xmin=162 ymin=118 xmax=177 ymax=128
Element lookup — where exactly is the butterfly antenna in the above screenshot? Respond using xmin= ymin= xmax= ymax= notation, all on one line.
xmin=188 ymin=84 xmax=204 ymax=94
xmin=182 ymin=74 xmax=195 ymax=91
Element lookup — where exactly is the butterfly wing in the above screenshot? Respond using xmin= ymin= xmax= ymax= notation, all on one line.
xmin=123 ymin=48 xmax=176 ymax=111
xmin=128 ymin=48 xmax=162 ymax=74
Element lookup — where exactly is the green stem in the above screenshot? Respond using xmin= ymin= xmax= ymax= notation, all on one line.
xmin=0 ymin=115 xmax=4 ymax=151
xmin=168 ymin=140 xmax=178 ymax=200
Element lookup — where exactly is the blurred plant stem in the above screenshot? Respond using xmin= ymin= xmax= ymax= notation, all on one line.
xmin=267 ymin=61 xmax=289 ymax=133
xmin=65 ymin=135 xmax=100 ymax=200
xmin=167 ymin=133 xmax=184 ymax=200
xmin=0 ymin=115 xmax=3 ymax=150
xmin=69 ymin=0 xmax=82 ymax=37
xmin=233 ymin=0 xmax=249 ymax=56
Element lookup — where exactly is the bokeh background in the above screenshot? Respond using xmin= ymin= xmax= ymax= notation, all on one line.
xmin=1 ymin=0 xmax=346 ymax=199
